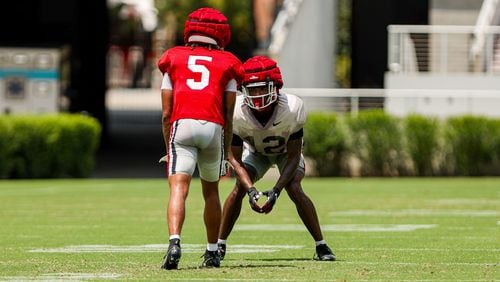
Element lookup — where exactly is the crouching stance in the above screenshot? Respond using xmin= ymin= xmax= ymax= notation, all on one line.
xmin=218 ymin=56 xmax=336 ymax=261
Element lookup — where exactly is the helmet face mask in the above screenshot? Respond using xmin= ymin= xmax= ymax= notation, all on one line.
xmin=242 ymin=81 xmax=278 ymax=110
xmin=241 ymin=56 xmax=283 ymax=111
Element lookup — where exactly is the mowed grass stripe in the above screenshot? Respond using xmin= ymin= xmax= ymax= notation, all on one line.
xmin=0 ymin=178 xmax=498 ymax=281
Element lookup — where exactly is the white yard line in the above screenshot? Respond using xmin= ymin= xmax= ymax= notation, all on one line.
xmin=0 ymin=277 xmax=295 ymax=282
xmin=330 ymin=209 xmax=499 ymax=217
xmin=28 ymin=244 xmax=303 ymax=254
xmin=432 ymin=199 xmax=500 ymax=206
xmin=27 ymin=244 xmax=499 ymax=254
xmin=341 ymin=261 xmax=498 ymax=266
xmin=340 ymin=247 xmax=499 ymax=252
xmin=234 ymin=224 xmax=437 ymax=232
xmin=0 ymin=273 xmax=121 ymax=281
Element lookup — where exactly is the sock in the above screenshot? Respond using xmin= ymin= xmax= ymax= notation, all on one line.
xmin=169 ymin=234 xmax=180 ymax=241
xmin=315 ymin=240 xmax=326 ymax=246
xmin=207 ymin=243 xmax=218 ymax=252
xmin=217 ymin=239 xmax=226 ymax=245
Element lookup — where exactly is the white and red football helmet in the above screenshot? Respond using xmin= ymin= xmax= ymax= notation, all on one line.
xmin=183 ymin=7 xmax=231 ymax=48
xmin=241 ymin=56 xmax=283 ymax=110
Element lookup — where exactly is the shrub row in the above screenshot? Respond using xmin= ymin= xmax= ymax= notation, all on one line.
xmin=304 ymin=110 xmax=500 ymax=177
xmin=0 ymin=114 xmax=101 ymax=178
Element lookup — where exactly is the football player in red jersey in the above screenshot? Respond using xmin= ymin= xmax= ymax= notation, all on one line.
xmin=217 ymin=56 xmax=336 ymax=262
xmin=157 ymin=7 xmax=244 ymax=269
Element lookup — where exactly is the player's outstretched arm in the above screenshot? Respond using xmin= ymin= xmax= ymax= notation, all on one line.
xmin=228 ymin=141 xmax=253 ymax=190
xmin=222 ymin=90 xmax=236 ymax=159
xmin=261 ymin=137 xmax=303 ymax=213
xmin=228 ymin=144 xmax=263 ymax=213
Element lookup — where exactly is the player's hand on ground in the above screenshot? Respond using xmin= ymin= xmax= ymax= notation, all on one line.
xmin=261 ymin=187 xmax=280 ymax=214
xmin=247 ymin=187 xmax=263 ymax=213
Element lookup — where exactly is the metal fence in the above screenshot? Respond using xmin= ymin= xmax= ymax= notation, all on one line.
xmin=387 ymin=25 xmax=500 ymax=74
xmin=283 ymin=88 xmax=500 ymax=118
xmin=106 ymin=88 xmax=500 ymax=132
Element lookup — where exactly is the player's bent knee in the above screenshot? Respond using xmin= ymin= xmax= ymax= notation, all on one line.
xmin=286 ymin=183 xmax=308 ymax=201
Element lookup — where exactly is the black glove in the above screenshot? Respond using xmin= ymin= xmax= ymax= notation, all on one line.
xmin=261 ymin=187 xmax=280 ymax=214
xmin=247 ymin=187 xmax=263 ymax=213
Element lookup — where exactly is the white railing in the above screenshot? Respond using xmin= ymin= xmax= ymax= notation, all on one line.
xmin=283 ymin=88 xmax=500 ymax=118
xmin=106 ymin=88 xmax=500 ymax=120
xmin=387 ymin=25 xmax=500 ymax=74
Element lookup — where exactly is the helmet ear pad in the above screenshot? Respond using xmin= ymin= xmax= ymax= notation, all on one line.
xmin=242 ymin=56 xmax=283 ymax=89
xmin=184 ymin=8 xmax=231 ymax=48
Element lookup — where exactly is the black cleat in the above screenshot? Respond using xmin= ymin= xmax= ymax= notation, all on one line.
xmin=217 ymin=243 xmax=226 ymax=261
xmin=314 ymin=244 xmax=336 ymax=261
xmin=161 ymin=239 xmax=181 ymax=270
xmin=201 ymin=249 xmax=220 ymax=268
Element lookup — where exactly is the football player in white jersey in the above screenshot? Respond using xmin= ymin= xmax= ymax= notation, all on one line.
xmin=218 ymin=56 xmax=336 ymax=261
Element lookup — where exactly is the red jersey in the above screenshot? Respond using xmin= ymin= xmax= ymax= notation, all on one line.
xmin=157 ymin=46 xmax=244 ymax=126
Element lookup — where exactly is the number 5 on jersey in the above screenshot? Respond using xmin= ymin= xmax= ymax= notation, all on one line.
xmin=187 ymin=55 xmax=212 ymax=90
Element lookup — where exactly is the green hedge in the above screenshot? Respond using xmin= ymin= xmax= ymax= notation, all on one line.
xmin=347 ymin=110 xmax=404 ymax=176
xmin=303 ymin=112 xmax=350 ymax=176
xmin=0 ymin=118 xmax=15 ymax=177
xmin=444 ymin=116 xmax=500 ymax=176
xmin=0 ymin=114 xmax=101 ymax=178
xmin=404 ymin=114 xmax=440 ymax=176
xmin=304 ymin=111 xmax=500 ymax=177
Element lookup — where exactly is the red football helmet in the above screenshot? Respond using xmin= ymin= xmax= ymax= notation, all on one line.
xmin=241 ymin=56 xmax=283 ymax=110
xmin=183 ymin=7 xmax=231 ymax=48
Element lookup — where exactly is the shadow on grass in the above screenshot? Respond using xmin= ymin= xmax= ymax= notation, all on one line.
xmin=158 ymin=258 xmax=338 ymax=272
xmin=223 ymin=263 xmax=295 ymax=269
xmin=176 ymin=262 xmax=298 ymax=271
xmin=160 ymin=258 xmax=338 ymax=271
xmin=245 ymin=257 xmax=312 ymax=262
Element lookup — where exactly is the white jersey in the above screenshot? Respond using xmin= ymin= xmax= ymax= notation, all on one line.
xmin=233 ymin=93 xmax=306 ymax=156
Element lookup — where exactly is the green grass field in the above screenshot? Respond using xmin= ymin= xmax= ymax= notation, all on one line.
xmin=0 ymin=178 xmax=498 ymax=281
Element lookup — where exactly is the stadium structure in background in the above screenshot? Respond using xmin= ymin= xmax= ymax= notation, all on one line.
xmin=0 ymin=48 xmax=60 ymax=114
xmin=0 ymin=0 xmax=109 ymax=138
xmin=1 ymin=0 xmax=499 ymax=138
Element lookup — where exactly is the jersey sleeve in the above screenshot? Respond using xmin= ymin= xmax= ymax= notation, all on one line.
xmin=157 ymin=50 xmax=171 ymax=74
xmin=292 ymin=96 xmax=307 ymax=133
xmin=224 ymin=52 xmax=244 ymax=84
xmin=232 ymin=62 xmax=245 ymax=84
xmin=225 ymin=79 xmax=237 ymax=92
xmin=161 ymin=73 xmax=173 ymax=90
xmin=232 ymin=96 xmax=245 ymax=136
xmin=297 ymin=99 xmax=306 ymax=127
